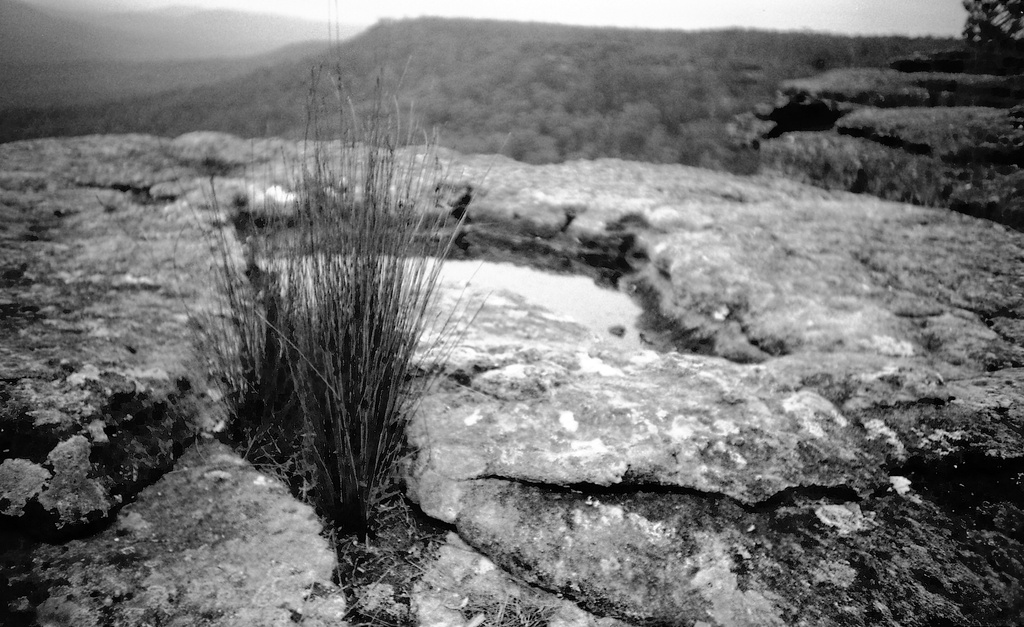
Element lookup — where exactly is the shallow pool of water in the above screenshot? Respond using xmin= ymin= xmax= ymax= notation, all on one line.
xmin=441 ymin=260 xmax=646 ymax=350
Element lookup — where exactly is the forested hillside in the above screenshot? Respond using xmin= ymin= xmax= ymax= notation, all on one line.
xmin=1 ymin=18 xmax=956 ymax=169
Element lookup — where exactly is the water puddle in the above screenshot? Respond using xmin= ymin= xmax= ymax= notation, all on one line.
xmin=441 ymin=260 xmax=646 ymax=350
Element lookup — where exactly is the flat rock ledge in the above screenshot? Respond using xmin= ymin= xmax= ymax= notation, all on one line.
xmin=412 ymin=532 xmax=628 ymax=627
xmin=408 ymin=300 xmax=1024 ymax=626
xmin=0 ymin=134 xmax=346 ymax=626
xmin=3 ymin=132 xmax=1022 ymax=626
xmin=0 ymin=134 xmax=236 ymax=540
xmin=409 ymin=149 xmax=1024 ymax=625
xmin=4 ymin=442 xmax=344 ymax=627
xmin=410 ymin=348 xmax=890 ymax=520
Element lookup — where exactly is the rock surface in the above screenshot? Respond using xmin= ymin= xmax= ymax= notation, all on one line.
xmin=0 ymin=134 xmax=237 ymax=540
xmin=413 ymin=532 xmax=627 ymax=627
xmin=2 ymin=131 xmax=1022 ymax=626
xmin=750 ymin=54 xmax=1024 ymax=229
xmin=0 ymin=133 xmax=343 ymax=625
xmin=3 ymin=441 xmax=343 ymax=627
xmin=408 ymin=146 xmax=1024 ymax=625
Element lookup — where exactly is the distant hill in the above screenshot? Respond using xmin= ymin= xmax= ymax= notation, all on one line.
xmin=0 ymin=41 xmax=334 ymax=109
xmin=47 ymin=6 xmax=359 ymax=61
xmin=0 ymin=0 xmax=362 ymax=109
xmin=0 ymin=0 xmax=118 ymax=63
xmin=0 ymin=0 xmax=360 ymax=62
xmin=1 ymin=17 xmax=957 ymax=170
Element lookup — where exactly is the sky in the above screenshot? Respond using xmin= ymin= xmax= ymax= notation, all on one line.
xmin=31 ymin=0 xmax=968 ymax=37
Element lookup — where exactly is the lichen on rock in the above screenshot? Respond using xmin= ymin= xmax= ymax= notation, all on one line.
xmin=36 ymin=435 xmax=111 ymax=531
xmin=0 ymin=458 xmax=51 ymax=516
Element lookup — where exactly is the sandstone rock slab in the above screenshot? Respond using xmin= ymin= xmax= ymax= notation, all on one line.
xmin=409 ymin=145 xmax=1024 ymax=625
xmin=0 ymin=135 xmax=225 ymax=539
xmin=450 ymin=479 xmax=1021 ymax=626
xmin=3 ymin=441 xmax=344 ymax=627
xmin=4 ymin=131 xmax=1021 ymax=626
xmin=409 ymin=348 xmax=890 ymax=525
xmin=413 ymin=532 xmax=627 ymax=627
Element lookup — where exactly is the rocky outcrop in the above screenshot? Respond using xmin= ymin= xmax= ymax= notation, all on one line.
xmin=0 ymin=131 xmax=324 ymax=542
xmin=751 ymin=51 xmax=1024 ymax=230
xmin=891 ymin=47 xmax=1024 ymax=76
xmin=413 ymin=533 xmax=627 ymax=627
xmin=0 ymin=135 xmax=231 ymax=540
xmin=0 ymin=133 xmax=348 ymax=626
xmin=406 ymin=149 xmax=1024 ymax=625
xmin=778 ymin=68 xmax=1024 ymax=109
xmin=3 ymin=442 xmax=343 ymax=627
xmin=835 ymin=106 xmax=1024 ymax=165
xmin=3 ymin=132 xmax=1023 ymax=626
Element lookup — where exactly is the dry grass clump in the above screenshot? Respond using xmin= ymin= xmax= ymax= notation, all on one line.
xmin=196 ymin=74 xmax=467 ymax=540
